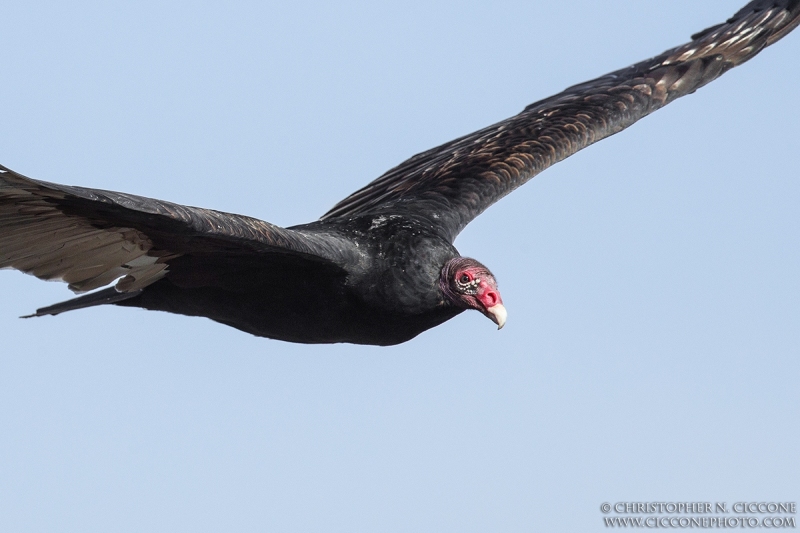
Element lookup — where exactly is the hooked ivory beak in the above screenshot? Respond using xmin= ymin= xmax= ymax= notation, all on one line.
xmin=485 ymin=303 xmax=507 ymax=330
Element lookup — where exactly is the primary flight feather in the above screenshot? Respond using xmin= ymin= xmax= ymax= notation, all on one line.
xmin=2 ymin=0 xmax=798 ymax=345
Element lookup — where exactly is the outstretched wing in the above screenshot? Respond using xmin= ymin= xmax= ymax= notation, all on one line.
xmin=0 ymin=164 xmax=352 ymax=299
xmin=322 ymin=0 xmax=800 ymax=241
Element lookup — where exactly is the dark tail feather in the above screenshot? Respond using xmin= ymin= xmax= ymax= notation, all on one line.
xmin=22 ymin=287 xmax=143 ymax=318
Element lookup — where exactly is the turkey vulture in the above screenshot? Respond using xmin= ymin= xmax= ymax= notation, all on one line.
xmin=2 ymin=0 xmax=799 ymax=345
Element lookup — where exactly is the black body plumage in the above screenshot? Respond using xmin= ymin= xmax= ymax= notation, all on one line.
xmin=1 ymin=0 xmax=798 ymax=345
xmin=118 ymin=215 xmax=463 ymax=345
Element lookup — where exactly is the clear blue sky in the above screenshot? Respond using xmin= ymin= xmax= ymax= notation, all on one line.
xmin=1 ymin=1 xmax=798 ymax=531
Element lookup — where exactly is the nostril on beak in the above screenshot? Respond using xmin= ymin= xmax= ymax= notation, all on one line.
xmin=485 ymin=291 xmax=498 ymax=307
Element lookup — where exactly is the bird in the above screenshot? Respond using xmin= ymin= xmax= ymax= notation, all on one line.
xmin=1 ymin=0 xmax=798 ymax=346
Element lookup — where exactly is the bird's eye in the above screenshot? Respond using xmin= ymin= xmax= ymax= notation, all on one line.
xmin=459 ymin=273 xmax=470 ymax=283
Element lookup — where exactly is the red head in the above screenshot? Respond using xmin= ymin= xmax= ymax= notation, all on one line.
xmin=440 ymin=257 xmax=506 ymax=329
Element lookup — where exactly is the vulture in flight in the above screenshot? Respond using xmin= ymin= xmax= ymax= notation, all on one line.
xmin=1 ymin=0 xmax=799 ymax=345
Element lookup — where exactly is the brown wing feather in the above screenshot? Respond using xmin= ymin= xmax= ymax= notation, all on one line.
xmin=0 ymin=164 xmax=350 ymax=294
xmin=322 ymin=0 xmax=800 ymax=241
